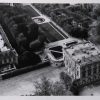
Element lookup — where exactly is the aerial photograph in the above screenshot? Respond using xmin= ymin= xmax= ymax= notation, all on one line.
xmin=0 ymin=3 xmax=100 ymax=96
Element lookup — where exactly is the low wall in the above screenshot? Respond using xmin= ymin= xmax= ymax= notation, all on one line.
xmin=2 ymin=61 xmax=50 ymax=80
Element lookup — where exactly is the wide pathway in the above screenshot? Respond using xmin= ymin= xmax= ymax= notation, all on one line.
xmin=0 ymin=66 xmax=66 ymax=96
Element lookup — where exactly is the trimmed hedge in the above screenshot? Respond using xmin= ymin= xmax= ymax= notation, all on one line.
xmin=2 ymin=61 xmax=50 ymax=80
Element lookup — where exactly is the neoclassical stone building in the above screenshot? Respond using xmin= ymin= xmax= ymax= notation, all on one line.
xmin=63 ymin=40 xmax=100 ymax=86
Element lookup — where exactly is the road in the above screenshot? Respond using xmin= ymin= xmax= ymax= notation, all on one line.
xmin=0 ymin=66 xmax=66 ymax=96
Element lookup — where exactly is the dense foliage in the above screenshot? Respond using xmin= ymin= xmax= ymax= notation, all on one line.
xmin=33 ymin=4 xmax=94 ymax=40
xmin=33 ymin=72 xmax=73 ymax=96
xmin=0 ymin=5 xmax=47 ymax=68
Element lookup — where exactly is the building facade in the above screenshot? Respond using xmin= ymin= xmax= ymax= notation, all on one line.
xmin=63 ymin=40 xmax=100 ymax=86
xmin=0 ymin=25 xmax=18 ymax=75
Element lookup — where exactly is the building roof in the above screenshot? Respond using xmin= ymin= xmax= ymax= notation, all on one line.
xmin=45 ymin=38 xmax=82 ymax=62
xmin=64 ymin=40 xmax=100 ymax=66
xmin=0 ymin=34 xmax=9 ymax=52
xmin=45 ymin=38 xmax=81 ymax=48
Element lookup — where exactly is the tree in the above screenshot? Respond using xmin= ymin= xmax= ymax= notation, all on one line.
xmin=70 ymin=26 xmax=88 ymax=39
xmin=93 ymin=5 xmax=100 ymax=17
xmin=89 ymin=21 xmax=100 ymax=44
xmin=96 ymin=22 xmax=100 ymax=35
xmin=70 ymin=80 xmax=80 ymax=95
xmin=27 ymin=22 xmax=39 ymax=42
xmin=51 ymin=81 xmax=69 ymax=96
xmin=33 ymin=76 xmax=73 ymax=96
xmin=18 ymin=51 xmax=41 ymax=68
xmin=60 ymin=72 xmax=79 ymax=95
xmin=29 ymin=35 xmax=46 ymax=51
xmin=60 ymin=72 xmax=72 ymax=90
xmin=34 ymin=76 xmax=52 ymax=96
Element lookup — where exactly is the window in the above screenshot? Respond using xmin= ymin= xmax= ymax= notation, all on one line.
xmin=88 ymin=69 xmax=91 ymax=76
xmin=6 ymin=58 xmax=9 ymax=63
xmin=77 ymin=71 xmax=79 ymax=76
xmin=87 ymin=66 xmax=91 ymax=76
xmin=82 ymin=70 xmax=86 ymax=78
xmin=2 ymin=59 xmax=4 ymax=64
xmin=11 ymin=58 xmax=13 ymax=62
xmin=93 ymin=67 xmax=97 ymax=74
